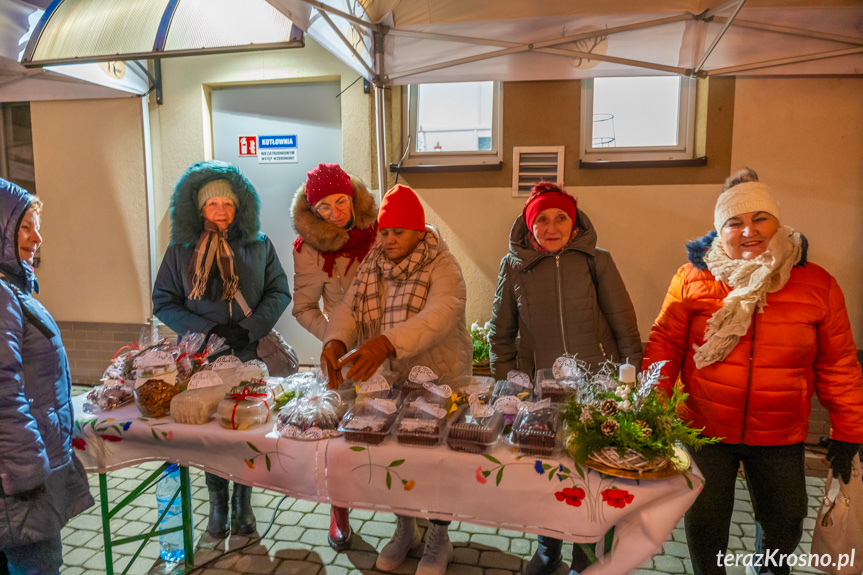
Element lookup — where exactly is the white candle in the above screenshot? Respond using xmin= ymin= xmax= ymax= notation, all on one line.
xmin=619 ymin=362 xmax=636 ymax=384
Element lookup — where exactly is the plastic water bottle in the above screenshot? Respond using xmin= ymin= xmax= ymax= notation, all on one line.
xmin=155 ymin=464 xmax=185 ymax=562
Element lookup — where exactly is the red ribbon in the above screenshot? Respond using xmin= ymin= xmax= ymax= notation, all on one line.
xmin=113 ymin=342 xmax=140 ymax=360
xmin=227 ymin=387 xmax=271 ymax=430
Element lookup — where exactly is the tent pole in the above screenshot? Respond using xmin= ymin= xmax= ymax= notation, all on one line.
xmin=318 ymin=10 xmax=375 ymax=78
xmin=140 ymin=94 xmax=158 ymax=324
xmin=374 ymin=83 xmax=387 ymax=202
xmin=694 ymin=0 xmax=746 ymax=75
xmin=707 ymin=46 xmax=863 ymax=76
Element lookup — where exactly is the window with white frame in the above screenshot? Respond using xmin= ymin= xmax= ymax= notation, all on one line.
xmin=402 ymin=81 xmax=502 ymax=167
xmin=580 ymin=76 xmax=696 ymax=163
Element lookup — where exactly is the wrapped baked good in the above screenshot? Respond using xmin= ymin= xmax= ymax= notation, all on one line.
xmin=339 ymin=396 xmax=399 ymax=444
xmin=171 ymin=380 xmax=233 ymax=425
xmin=217 ymin=384 xmax=276 ymax=430
xmin=133 ymin=376 xmax=180 ymax=417
xmin=275 ymin=391 xmax=343 ymax=440
xmin=536 ymin=359 xmax=585 ymax=403
xmin=508 ymin=401 xmax=560 ymax=456
xmin=84 ymin=380 xmax=133 ymax=413
xmin=395 ymin=395 xmax=448 ymax=447
xmin=451 ymin=375 xmax=495 ymax=405
xmin=237 ymin=360 xmax=269 ymax=382
xmin=447 ymin=403 xmax=503 ymax=454
xmin=211 ymin=355 xmax=244 ymax=386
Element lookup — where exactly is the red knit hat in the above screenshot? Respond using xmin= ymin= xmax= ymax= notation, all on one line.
xmin=378 ymin=184 xmax=425 ymax=231
xmin=304 ymin=163 xmax=353 ymax=206
xmin=522 ymin=182 xmax=577 ymax=230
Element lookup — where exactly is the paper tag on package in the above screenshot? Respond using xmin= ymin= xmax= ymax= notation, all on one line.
xmin=506 ymin=370 xmax=532 ymax=389
xmin=524 ymin=398 xmax=552 ymax=412
xmin=493 ymin=394 xmax=522 ymax=415
xmin=187 ymin=371 xmax=225 ymax=390
xmin=236 ymin=364 xmax=267 ymax=382
xmin=212 ymin=355 xmax=243 ymax=370
xmin=552 ymin=356 xmax=580 ymax=379
xmin=369 ymin=398 xmax=398 ymax=415
xmin=133 ymin=350 xmax=174 ymax=369
xmin=422 ymin=382 xmax=452 ymax=398
xmin=468 ymin=394 xmax=495 ymax=418
xmin=134 ymin=369 xmax=178 ymax=389
xmin=359 ymin=375 xmax=391 ymax=395
xmin=417 ymin=402 xmax=447 ymax=419
xmin=408 ymin=366 xmax=437 ymax=383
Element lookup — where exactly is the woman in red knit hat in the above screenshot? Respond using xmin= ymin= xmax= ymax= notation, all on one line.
xmin=321 ymin=183 xmax=473 ymax=575
xmin=290 ymin=162 xmax=378 ymax=551
xmin=489 ymin=181 xmax=642 ymax=575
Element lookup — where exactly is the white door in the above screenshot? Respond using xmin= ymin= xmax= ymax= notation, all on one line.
xmin=211 ymin=81 xmax=342 ymax=365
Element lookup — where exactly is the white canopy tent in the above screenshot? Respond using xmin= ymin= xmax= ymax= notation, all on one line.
xmin=265 ymin=0 xmax=863 ymax=188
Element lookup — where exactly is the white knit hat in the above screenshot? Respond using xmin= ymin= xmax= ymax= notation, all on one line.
xmin=713 ymin=181 xmax=780 ymax=232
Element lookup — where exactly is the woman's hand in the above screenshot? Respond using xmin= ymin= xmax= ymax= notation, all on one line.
xmin=321 ymin=340 xmax=348 ymax=389
xmin=337 ymin=336 xmax=395 ymax=382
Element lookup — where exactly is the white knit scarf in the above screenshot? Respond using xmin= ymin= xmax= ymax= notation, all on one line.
xmin=350 ymin=232 xmax=439 ymax=345
xmin=693 ymin=225 xmax=802 ymax=368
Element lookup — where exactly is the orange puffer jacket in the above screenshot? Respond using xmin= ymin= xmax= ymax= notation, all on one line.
xmin=644 ymin=232 xmax=863 ymax=446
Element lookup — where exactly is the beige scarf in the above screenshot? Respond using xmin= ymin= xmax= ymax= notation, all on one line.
xmin=693 ymin=225 xmax=802 ymax=368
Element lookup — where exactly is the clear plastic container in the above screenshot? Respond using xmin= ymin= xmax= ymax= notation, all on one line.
xmin=133 ymin=376 xmax=180 ymax=417
xmin=217 ymin=384 xmax=276 ymax=430
xmin=394 ymin=403 xmax=448 ymax=447
xmin=508 ymin=406 xmax=560 ymax=456
xmin=338 ymin=400 xmax=399 ymax=445
xmin=446 ymin=404 xmax=504 ymax=454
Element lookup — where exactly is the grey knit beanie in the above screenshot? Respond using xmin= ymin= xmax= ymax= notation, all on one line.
xmin=198 ymin=179 xmax=239 ymax=209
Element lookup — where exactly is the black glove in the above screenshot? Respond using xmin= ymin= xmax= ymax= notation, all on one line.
xmin=211 ymin=324 xmax=250 ymax=351
xmin=826 ymin=439 xmax=860 ymax=484
xmin=14 ymin=484 xmax=46 ymax=501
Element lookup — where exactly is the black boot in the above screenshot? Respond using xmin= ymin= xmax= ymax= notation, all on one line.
xmin=204 ymin=473 xmax=229 ymax=539
xmin=569 ymin=543 xmax=590 ymax=575
xmin=523 ymin=536 xmax=564 ymax=575
xmin=231 ymin=483 xmax=257 ymax=535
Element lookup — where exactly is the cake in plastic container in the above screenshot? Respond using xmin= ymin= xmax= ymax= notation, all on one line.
xmin=339 ymin=397 xmax=399 ymax=444
xmin=217 ymin=384 xmax=276 ymax=430
xmin=397 ymin=365 xmax=440 ymax=396
xmin=446 ymin=404 xmax=504 ymax=454
xmin=508 ymin=405 xmax=560 ymax=456
xmin=275 ymin=390 xmax=343 ymax=440
xmin=450 ymin=375 xmax=495 ymax=404
xmin=394 ymin=395 xmax=448 ymax=447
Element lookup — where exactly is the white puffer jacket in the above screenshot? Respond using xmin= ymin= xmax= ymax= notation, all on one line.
xmin=291 ymin=176 xmax=378 ymax=341
xmin=324 ymin=225 xmax=473 ymax=382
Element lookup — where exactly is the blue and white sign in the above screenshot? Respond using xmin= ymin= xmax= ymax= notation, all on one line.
xmin=257 ymin=135 xmax=297 ymax=164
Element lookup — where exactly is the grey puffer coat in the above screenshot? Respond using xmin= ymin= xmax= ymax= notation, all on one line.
xmin=489 ymin=209 xmax=642 ymax=379
xmin=0 ymin=179 xmax=93 ymax=549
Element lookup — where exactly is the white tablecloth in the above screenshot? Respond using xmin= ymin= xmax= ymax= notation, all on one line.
xmin=72 ymin=396 xmax=702 ymax=575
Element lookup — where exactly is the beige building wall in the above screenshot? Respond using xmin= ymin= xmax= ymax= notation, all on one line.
xmin=30 ymin=97 xmax=150 ymax=323
xmin=412 ymin=77 xmax=863 ymax=346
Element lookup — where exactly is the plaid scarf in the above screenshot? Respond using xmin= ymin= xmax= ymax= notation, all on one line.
xmin=187 ymin=219 xmax=239 ymax=301
xmin=351 ymin=232 xmax=439 ymax=344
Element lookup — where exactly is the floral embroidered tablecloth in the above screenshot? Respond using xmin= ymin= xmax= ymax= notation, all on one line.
xmin=72 ymin=396 xmax=703 ymax=575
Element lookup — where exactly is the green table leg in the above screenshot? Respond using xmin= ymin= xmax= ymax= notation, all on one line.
xmin=96 ymin=463 xmax=196 ymax=573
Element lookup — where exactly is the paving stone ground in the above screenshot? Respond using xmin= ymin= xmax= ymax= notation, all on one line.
xmin=60 ymin=389 xmax=829 ymax=575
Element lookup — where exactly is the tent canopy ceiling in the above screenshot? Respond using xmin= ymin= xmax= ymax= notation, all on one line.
xmin=266 ymin=0 xmax=863 ymax=84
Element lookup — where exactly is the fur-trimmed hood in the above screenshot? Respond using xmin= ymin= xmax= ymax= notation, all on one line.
xmin=291 ymin=175 xmax=378 ymax=253
xmin=169 ymin=161 xmax=261 ymax=247
xmin=686 ymin=230 xmax=809 ymax=270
